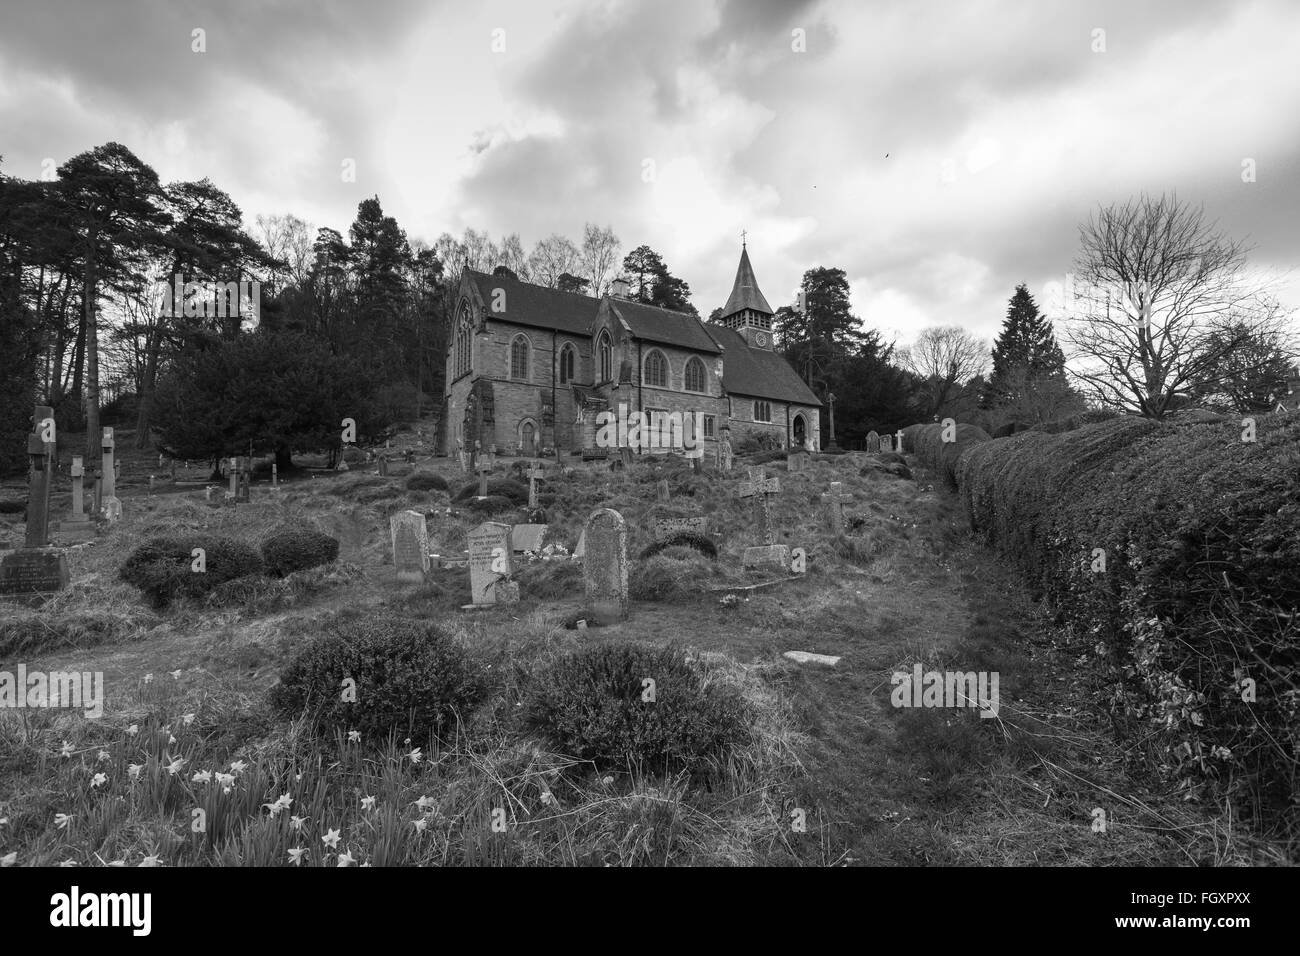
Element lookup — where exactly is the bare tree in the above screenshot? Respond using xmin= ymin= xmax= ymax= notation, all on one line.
xmin=1063 ymin=193 xmax=1291 ymax=419
xmin=256 ymin=213 xmax=313 ymax=288
xmin=528 ymin=234 xmax=580 ymax=289
xmin=579 ymin=223 xmax=620 ymax=296
xmin=900 ymin=325 xmax=989 ymax=417
xmin=498 ymin=232 xmax=530 ymax=280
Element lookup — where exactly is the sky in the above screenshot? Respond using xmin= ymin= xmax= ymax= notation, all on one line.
xmin=2 ymin=0 xmax=1297 ymax=348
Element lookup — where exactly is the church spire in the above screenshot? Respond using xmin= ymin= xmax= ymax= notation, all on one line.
xmin=721 ymin=243 xmax=773 ymax=318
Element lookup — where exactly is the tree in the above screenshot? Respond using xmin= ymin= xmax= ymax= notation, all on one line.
xmin=1185 ymin=310 xmax=1297 ymax=412
xmin=579 ymin=223 xmax=620 ymax=296
xmin=1064 ymin=192 xmax=1289 ymax=419
xmin=899 ymin=326 xmax=989 ymax=419
xmin=529 ymin=234 xmax=580 ymax=288
xmin=983 ymin=284 xmax=1066 ymax=404
xmin=556 ymin=273 xmax=590 ymax=295
xmin=57 ymin=143 xmax=170 ymax=469
xmin=621 ymin=245 xmax=663 ymax=302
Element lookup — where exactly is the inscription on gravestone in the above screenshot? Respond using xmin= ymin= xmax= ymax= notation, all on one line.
xmin=390 ymin=510 xmax=429 ymax=583
xmin=583 ymin=508 xmax=628 ymax=624
xmin=467 ymin=521 xmax=516 ymax=606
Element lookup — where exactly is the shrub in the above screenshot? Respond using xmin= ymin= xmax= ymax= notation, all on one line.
xmin=270 ymin=615 xmax=491 ymax=742
xmin=630 ymin=550 xmax=718 ymax=600
xmin=732 ymin=430 xmax=783 ymax=455
xmin=260 ymin=524 xmax=339 ymax=577
xmin=523 ymin=643 xmax=750 ymax=772
xmin=639 ymin=532 xmax=718 ymax=561
xmin=120 ymin=535 xmax=264 ymax=608
xmin=903 ymin=421 xmax=990 ymax=488
xmin=465 ymin=494 xmax=514 ymax=515
xmin=406 ymin=471 xmax=448 ymax=492
xmin=958 ymin=414 xmax=1300 ymax=837
xmin=452 ymin=477 xmax=528 ymax=504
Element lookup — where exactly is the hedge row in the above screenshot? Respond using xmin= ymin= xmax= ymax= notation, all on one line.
xmin=956 ymin=414 xmax=1300 ymax=833
xmin=902 ymin=421 xmax=991 ymax=488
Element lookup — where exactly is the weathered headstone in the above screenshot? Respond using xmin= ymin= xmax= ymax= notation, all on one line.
xmin=656 ymin=479 xmax=670 ymax=503
xmin=822 ymin=481 xmax=847 ymax=536
xmin=583 ymin=508 xmax=628 ymax=624
xmin=271 ymin=463 xmax=279 ymax=489
xmin=236 ymin=458 xmax=252 ymax=502
xmin=653 ymin=515 xmax=710 ymax=540
xmin=228 ymin=457 xmax=239 ymax=500
xmin=525 ymin=461 xmax=546 ymax=509
xmin=475 ymin=454 xmax=493 ymax=498
xmin=1 ymin=409 xmax=69 ymax=603
xmin=25 ymin=426 xmax=53 ymax=548
xmin=573 ymin=529 xmax=586 ymax=561
xmin=390 ymin=510 xmax=430 ymax=583
xmin=378 ymin=456 xmax=389 ymax=477
xmin=787 ymin=450 xmax=809 ymax=473
xmin=100 ymin=427 xmax=121 ymax=522
xmin=466 ymin=521 xmax=517 ymax=607
xmin=512 ymin=523 xmax=548 ymax=554
xmin=866 ymin=431 xmax=881 ymax=452
xmin=718 ymin=435 xmax=734 ymax=474
xmin=880 ymin=434 xmax=893 ymax=453
xmin=739 ymin=467 xmax=789 ymax=569
xmin=0 ymin=549 xmax=70 ymax=603
xmin=69 ymin=457 xmax=86 ymax=521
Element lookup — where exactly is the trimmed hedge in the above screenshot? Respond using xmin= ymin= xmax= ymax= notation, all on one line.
xmin=260 ymin=524 xmax=339 ymax=577
xmin=958 ymin=414 xmax=1300 ymax=833
xmin=270 ymin=615 xmax=491 ymax=742
xmin=452 ymin=476 xmax=528 ymax=504
xmin=120 ymin=535 xmax=264 ymax=608
xmin=639 ymin=531 xmax=718 ymax=561
xmin=902 ymin=422 xmax=990 ymax=488
xmin=406 ymin=471 xmax=448 ymax=493
xmin=523 ymin=643 xmax=750 ymax=772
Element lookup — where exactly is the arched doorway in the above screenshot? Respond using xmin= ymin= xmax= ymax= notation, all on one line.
xmin=519 ymin=419 xmax=538 ymax=456
xmin=792 ymin=414 xmax=807 ymax=449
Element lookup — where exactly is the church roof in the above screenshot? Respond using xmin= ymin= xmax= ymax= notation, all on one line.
xmin=721 ymin=246 xmax=773 ymax=317
xmin=464 ymin=269 xmax=598 ymax=335
xmin=607 ymin=298 xmax=722 ymax=354
xmin=708 ymin=326 xmax=822 ymax=406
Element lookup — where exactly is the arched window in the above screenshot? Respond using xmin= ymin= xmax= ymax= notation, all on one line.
xmin=559 ymin=343 xmax=576 ymax=384
xmin=684 ymin=356 xmax=706 ymax=393
xmin=644 ymin=350 xmax=667 ymax=388
xmin=754 ymin=400 xmax=772 ymax=423
xmin=511 ymin=335 xmax=530 ymax=380
xmin=454 ymin=302 xmax=473 ymax=379
xmin=598 ymin=331 xmax=612 ymax=383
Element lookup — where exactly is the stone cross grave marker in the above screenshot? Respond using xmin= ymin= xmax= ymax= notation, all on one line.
xmin=390 ymin=510 xmax=429 ymax=583
xmin=739 ymin=467 xmax=790 ymax=570
xmin=583 ymin=508 xmax=628 ymax=624
xmin=822 ymin=481 xmax=847 ymax=536
xmin=1 ymin=407 xmax=69 ymax=603
xmin=895 ymin=429 xmax=905 ymax=453
xmin=466 ymin=521 xmax=517 ymax=607
xmin=866 ymin=431 xmax=880 ymax=452
xmin=475 ymin=454 xmax=493 ymax=498
xmin=718 ymin=435 xmax=734 ymax=474
xmin=25 ymin=407 xmax=55 ymax=547
xmin=525 ymin=460 xmax=546 ymax=508
xmin=100 ymin=427 xmax=121 ymax=522
xmin=69 ymin=457 xmax=87 ymax=522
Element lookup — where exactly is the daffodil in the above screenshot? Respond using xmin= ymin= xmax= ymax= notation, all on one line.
xmin=321 ymin=828 xmax=341 ymax=849
xmin=412 ymin=818 xmax=428 ymax=834
xmin=126 ymin=724 xmax=139 ymax=736
xmin=414 ymin=795 xmax=435 ymax=809
xmin=60 ymin=741 xmax=74 ymax=758
xmin=191 ymin=770 xmax=212 ymax=784
xmin=169 ymin=670 xmax=182 ymax=679
xmin=143 ymin=674 xmax=153 ymax=684
xmin=165 ymin=757 xmax=186 ymax=776
xmin=54 ymin=813 xmax=72 ymax=829
xmin=0 ymin=852 xmax=16 ymax=867
xmin=337 ymin=851 xmax=355 ymax=867
xmin=264 ymin=794 xmax=292 ymax=816
xmin=230 ymin=760 xmax=248 ymax=774
xmin=128 ymin=763 xmax=143 ymax=780
xmin=90 ymin=773 xmax=107 ymax=789
xmin=347 ymin=730 xmax=361 ymax=744
xmin=58 ymin=860 xmax=77 ymax=867
xmin=96 ymin=750 xmax=110 ymax=763
xmin=407 ymin=747 xmax=423 ymax=765
xmin=182 ymin=713 xmax=196 ymax=726
xmin=139 ymin=855 xmax=161 ymax=867
xmin=214 ymin=772 xmax=235 ymax=789
xmin=167 ymin=735 xmax=176 ymax=745
xmin=288 ymin=847 xmax=305 ymax=866
xmin=360 ymin=795 xmax=376 ymax=812
xmin=290 ymin=815 xmax=306 ymax=831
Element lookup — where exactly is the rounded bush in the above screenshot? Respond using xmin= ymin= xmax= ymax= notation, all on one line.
xmin=270 ymin=615 xmax=491 ymax=742
xmin=260 ymin=524 xmax=339 ymax=577
xmin=120 ymin=535 xmax=264 ymax=608
xmin=638 ymin=531 xmax=717 ymax=561
xmin=406 ymin=471 xmax=449 ymax=492
xmin=453 ymin=476 xmax=528 ymax=504
xmin=524 ymin=643 xmax=750 ymax=772
xmin=465 ymin=494 xmax=514 ymax=515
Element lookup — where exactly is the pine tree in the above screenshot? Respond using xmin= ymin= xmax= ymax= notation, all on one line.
xmin=982 ymin=284 xmax=1066 ymax=408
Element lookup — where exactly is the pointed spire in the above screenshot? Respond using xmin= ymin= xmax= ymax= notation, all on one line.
xmin=722 ymin=243 xmax=773 ymax=318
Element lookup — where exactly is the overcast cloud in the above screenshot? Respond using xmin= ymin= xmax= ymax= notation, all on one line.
xmin=2 ymin=0 xmax=1296 ymax=345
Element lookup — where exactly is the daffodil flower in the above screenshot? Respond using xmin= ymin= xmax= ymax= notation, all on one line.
xmin=407 ymin=747 xmax=423 ymax=765
xmin=414 ymin=795 xmax=434 ymax=809
xmin=143 ymin=674 xmax=153 ymax=683
xmin=128 ymin=764 xmax=143 ymax=780
xmin=413 ymin=818 xmax=428 ymax=834
xmin=182 ymin=713 xmax=196 ymax=726
xmin=361 ymin=795 xmax=376 ymax=812
xmin=54 ymin=813 xmax=72 ymax=829
xmin=347 ymin=730 xmax=361 ymax=744
xmin=230 ymin=760 xmax=248 ymax=774
xmin=337 ymin=851 xmax=355 ymax=867
xmin=139 ymin=855 xmax=161 ymax=867
xmin=170 ymin=670 xmax=182 ymax=679
xmin=90 ymin=773 xmax=107 ymax=789
xmin=0 ymin=852 xmax=16 ymax=867
xmin=58 ymin=860 xmax=77 ymax=867
xmin=288 ymin=847 xmax=305 ymax=866
xmin=165 ymin=758 xmax=186 ymax=776
xmin=321 ymin=828 xmax=341 ymax=849
xmin=290 ymin=815 xmax=306 ymax=831
xmin=214 ymin=772 xmax=235 ymax=789
xmin=191 ymin=770 xmax=212 ymax=784
xmin=168 ymin=735 xmax=176 ymax=745
xmin=60 ymin=741 xmax=74 ymax=759
xmin=126 ymin=724 xmax=139 ymax=736
xmin=96 ymin=750 xmax=110 ymax=763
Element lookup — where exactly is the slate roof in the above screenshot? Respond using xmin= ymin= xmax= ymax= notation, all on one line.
xmin=607 ymin=298 xmax=722 ymax=354
xmin=721 ymin=246 xmax=773 ymax=317
xmin=707 ymin=325 xmax=822 ymax=406
xmin=465 ymin=269 xmax=597 ymax=335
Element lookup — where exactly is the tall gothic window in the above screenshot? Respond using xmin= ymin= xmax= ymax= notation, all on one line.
xmin=644 ymin=350 xmax=667 ymax=388
xmin=754 ymin=400 xmax=772 ymax=423
xmin=454 ymin=302 xmax=473 ymax=379
xmin=559 ymin=343 xmax=576 ymax=384
xmin=511 ymin=335 xmax=530 ymax=380
xmin=684 ymin=356 xmax=706 ymax=393
xmin=598 ymin=331 xmax=612 ymax=383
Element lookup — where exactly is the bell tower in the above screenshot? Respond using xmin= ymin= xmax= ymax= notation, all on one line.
xmin=718 ymin=239 xmax=775 ymax=350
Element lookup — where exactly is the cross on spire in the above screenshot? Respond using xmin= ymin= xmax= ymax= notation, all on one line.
xmin=740 ymin=228 xmax=747 ymax=247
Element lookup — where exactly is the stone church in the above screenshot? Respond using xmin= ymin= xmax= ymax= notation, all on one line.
xmin=443 ymin=244 xmax=821 ymax=459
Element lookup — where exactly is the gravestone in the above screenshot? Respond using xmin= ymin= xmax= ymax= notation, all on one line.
xmin=227 ymin=457 xmax=239 ymax=500
xmin=895 ymin=429 xmax=906 ymax=453
xmin=653 ymin=515 xmax=710 ymax=540
xmin=271 ymin=463 xmax=279 ymax=490
xmin=475 ymin=455 xmax=493 ymax=498
xmin=1 ymin=409 xmax=69 ymax=603
xmin=573 ymin=528 xmax=586 ymax=561
xmin=512 ymin=523 xmax=548 ymax=554
xmin=880 ymin=434 xmax=893 ymax=453
xmin=866 ymin=431 xmax=881 ymax=452
xmin=619 ymin=446 xmax=633 ymax=470
xmin=525 ymin=461 xmax=546 ymax=509
xmin=100 ymin=427 xmax=121 ymax=522
xmin=51 ymin=454 xmax=93 ymax=543
xmin=583 ymin=508 xmax=628 ymax=624
xmin=457 ymin=439 xmax=469 ymax=475
xmin=656 ymin=479 xmax=670 ymax=502
xmin=739 ymin=467 xmax=789 ymax=569
xmin=718 ymin=435 xmax=734 ymax=474
xmin=822 ymin=481 xmax=847 ymax=536
xmin=466 ymin=521 xmax=517 ymax=607
xmin=0 ymin=549 xmax=70 ymax=603
xmin=787 ymin=450 xmax=809 ymax=473
xmin=236 ymin=458 xmax=252 ymax=502
xmin=390 ymin=510 xmax=430 ymax=583
xmin=378 ymin=456 xmax=389 ymax=477
xmin=25 ymin=429 xmax=52 ymax=548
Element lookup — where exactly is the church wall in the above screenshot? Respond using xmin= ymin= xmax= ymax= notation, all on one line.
xmin=727 ymin=397 xmax=821 ymax=451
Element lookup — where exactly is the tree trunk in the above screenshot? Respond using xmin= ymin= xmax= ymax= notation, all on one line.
xmin=83 ymin=233 xmax=99 ymax=471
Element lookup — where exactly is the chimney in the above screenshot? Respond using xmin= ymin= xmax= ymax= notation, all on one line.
xmin=610 ymin=277 xmax=630 ymax=299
